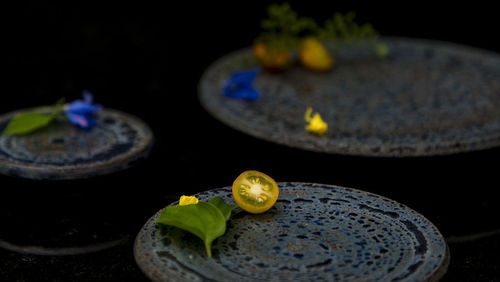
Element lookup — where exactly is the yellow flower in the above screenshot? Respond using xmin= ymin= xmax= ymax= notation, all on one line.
xmin=304 ymin=107 xmax=328 ymax=136
xmin=179 ymin=195 xmax=199 ymax=206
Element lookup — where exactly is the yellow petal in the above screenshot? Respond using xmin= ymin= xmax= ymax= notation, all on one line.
xmin=179 ymin=195 xmax=199 ymax=206
xmin=304 ymin=107 xmax=313 ymax=122
xmin=305 ymin=109 xmax=328 ymax=136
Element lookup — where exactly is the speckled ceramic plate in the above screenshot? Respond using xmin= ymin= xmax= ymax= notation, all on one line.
xmin=0 ymin=108 xmax=153 ymax=179
xmin=199 ymin=37 xmax=500 ymax=156
xmin=134 ymin=183 xmax=449 ymax=281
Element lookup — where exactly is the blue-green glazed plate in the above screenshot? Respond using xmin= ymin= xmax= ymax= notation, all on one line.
xmin=0 ymin=108 xmax=153 ymax=180
xmin=198 ymin=37 xmax=500 ymax=157
xmin=134 ymin=183 xmax=449 ymax=281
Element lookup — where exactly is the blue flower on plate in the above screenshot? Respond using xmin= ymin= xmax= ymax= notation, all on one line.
xmin=223 ymin=68 xmax=261 ymax=101
xmin=65 ymin=90 xmax=102 ymax=128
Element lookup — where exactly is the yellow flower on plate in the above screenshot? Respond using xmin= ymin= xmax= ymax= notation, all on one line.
xmin=179 ymin=195 xmax=199 ymax=206
xmin=304 ymin=107 xmax=328 ymax=136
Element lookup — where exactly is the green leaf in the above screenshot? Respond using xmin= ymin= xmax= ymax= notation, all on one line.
xmin=208 ymin=197 xmax=236 ymax=222
xmin=2 ymin=112 xmax=57 ymax=135
xmin=156 ymin=202 xmax=227 ymax=258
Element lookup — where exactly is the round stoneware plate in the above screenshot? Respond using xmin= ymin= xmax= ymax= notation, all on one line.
xmin=198 ymin=37 xmax=500 ymax=157
xmin=0 ymin=108 xmax=153 ymax=180
xmin=134 ymin=183 xmax=449 ymax=281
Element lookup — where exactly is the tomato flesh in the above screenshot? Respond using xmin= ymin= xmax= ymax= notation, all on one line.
xmin=232 ymin=170 xmax=279 ymax=214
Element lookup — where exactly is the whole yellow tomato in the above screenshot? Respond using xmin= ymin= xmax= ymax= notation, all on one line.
xmin=299 ymin=38 xmax=334 ymax=72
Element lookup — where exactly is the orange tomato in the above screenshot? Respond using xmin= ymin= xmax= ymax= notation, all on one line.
xmin=253 ymin=43 xmax=292 ymax=72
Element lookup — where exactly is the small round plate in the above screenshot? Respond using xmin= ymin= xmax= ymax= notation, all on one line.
xmin=0 ymin=108 xmax=153 ymax=180
xmin=199 ymin=37 xmax=500 ymax=156
xmin=134 ymin=183 xmax=449 ymax=281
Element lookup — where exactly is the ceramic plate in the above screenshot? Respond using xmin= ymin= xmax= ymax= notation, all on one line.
xmin=198 ymin=37 xmax=500 ymax=156
xmin=134 ymin=183 xmax=449 ymax=281
xmin=0 ymin=108 xmax=153 ymax=179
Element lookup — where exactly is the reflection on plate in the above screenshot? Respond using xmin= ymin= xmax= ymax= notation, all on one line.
xmin=134 ymin=183 xmax=449 ymax=281
xmin=199 ymin=37 xmax=500 ymax=156
xmin=0 ymin=108 xmax=153 ymax=179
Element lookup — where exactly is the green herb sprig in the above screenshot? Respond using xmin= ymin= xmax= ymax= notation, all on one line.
xmin=254 ymin=3 xmax=388 ymax=58
xmin=256 ymin=3 xmax=316 ymax=51
xmin=316 ymin=11 xmax=388 ymax=57
xmin=316 ymin=12 xmax=379 ymax=41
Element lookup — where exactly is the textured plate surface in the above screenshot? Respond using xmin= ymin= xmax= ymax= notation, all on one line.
xmin=0 ymin=108 xmax=153 ymax=179
xmin=199 ymin=37 xmax=500 ymax=156
xmin=134 ymin=183 xmax=449 ymax=281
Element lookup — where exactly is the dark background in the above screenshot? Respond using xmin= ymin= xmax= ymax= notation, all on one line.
xmin=1 ymin=2 xmax=499 ymax=281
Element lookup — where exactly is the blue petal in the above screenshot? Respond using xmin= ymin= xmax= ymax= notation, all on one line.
xmin=66 ymin=112 xmax=89 ymax=128
xmin=223 ymin=68 xmax=261 ymax=101
xmin=66 ymin=101 xmax=102 ymax=115
xmin=82 ymin=90 xmax=94 ymax=103
xmin=65 ymin=90 xmax=102 ymax=115
xmin=65 ymin=112 xmax=97 ymax=129
xmin=64 ymin=90 xmax=101 ymax=129
xmin=83 ymin=114 xmax=97 ymax=128
xmin=224 ymin=86 xmax=260 ymax=101
xmin=226 ymin=68 xmax=260 ymax=86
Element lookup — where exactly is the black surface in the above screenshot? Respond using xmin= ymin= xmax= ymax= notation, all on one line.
xmin=1 ymin=2 xmax=499 ymax=281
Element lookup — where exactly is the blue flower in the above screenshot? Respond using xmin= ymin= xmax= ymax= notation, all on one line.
xmin=223 ymin=68 xmax=261 ymax=101
xmin=65 ymin=90 xmax=102 ymax=128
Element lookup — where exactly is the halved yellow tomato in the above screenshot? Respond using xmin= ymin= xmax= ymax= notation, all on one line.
xmin=232 ymin=170 xmax=279 ymax=214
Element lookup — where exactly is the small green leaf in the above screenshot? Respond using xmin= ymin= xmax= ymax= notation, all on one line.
xmin=156 ymin=202 xmax=227 ymax=258
xmin=2 ymin=112 xmax=57 ymax=136
xmin=208 ymin=197 xmax=236 ymax=222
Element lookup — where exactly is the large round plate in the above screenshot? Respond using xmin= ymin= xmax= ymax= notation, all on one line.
xmin=199 ymin=37 xmax=500 ymax=156
xmin=134 ymin=183 xmax=449 ymax=281
xmin=0 ymin=108 xmax=153 ymax=179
